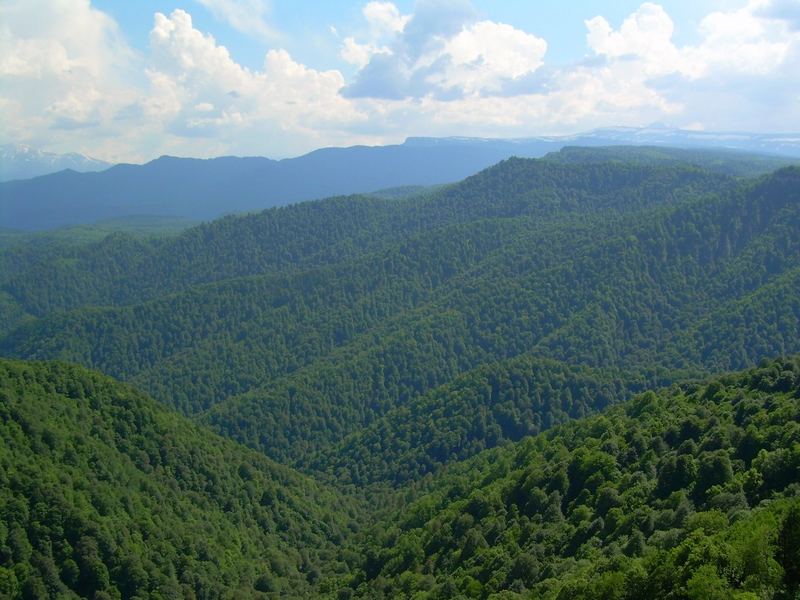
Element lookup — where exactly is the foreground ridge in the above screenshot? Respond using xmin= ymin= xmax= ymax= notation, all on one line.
xmin=0 ymin=359 xmax=362 ymax=598
xmin=344 ymin=356 xmax=800 ymax=599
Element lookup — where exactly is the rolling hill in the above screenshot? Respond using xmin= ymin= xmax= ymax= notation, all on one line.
xmin=344 ymin=356 xmax=800 ymax=598
xmin=0 ymin=359 xmax=363 ymax=598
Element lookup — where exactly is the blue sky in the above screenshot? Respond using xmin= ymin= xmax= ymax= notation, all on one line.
xmin=2 ymin=0 xmax=799 ymax=162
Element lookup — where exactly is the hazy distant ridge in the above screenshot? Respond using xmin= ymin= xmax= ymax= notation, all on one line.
xmin=2 ymin=126 xmax=798 ymax=230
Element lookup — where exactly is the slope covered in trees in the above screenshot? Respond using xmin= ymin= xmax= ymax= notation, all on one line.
xmin=4 ymin=129 xmax=794 ymax=230
xmin=0 ymin=359 xmax=362 ymax=599
xmin=0 ymin=147 xmax=799 ymax=599
xmin=1 ymin=158 xmax=729 ymax=318
xmin=547 ymin=145 xmax=797 ymax=178
xmin=1 ymin=155 xmax=798 ymax=486
xmin=1 ymin=356 xmax=798 ymax=599
xmin=344 ymin=356 xmax=800 ymax=599
xmin=199 ymin=164 xmax=800 ymax=473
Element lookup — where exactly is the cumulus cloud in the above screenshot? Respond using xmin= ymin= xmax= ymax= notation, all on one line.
xmin=577 ymin=0 xmax=799 ymax=131
xmin=144 ymin=9 xmax=363 ymax=154
xmin=757 ymin=0 xmax=800 ymax=31
xmin=585 ymin=3 xmax=691 ymax=77
xmin=344 ymin=0 xmax=547 ymax=99
xmin=342 ymin=0 xmax=799 ymax=136
xmin=432 ymin=21 xmax=547 ymax=95
xmin=363 ymin=1 xmax=409 ymax=36
xmin=1 ymin=0 xmax=799 ymax=162
xmin=340 ymin=37 xmax=391 ymax=69
xmin=339 ymin=2 xmax=407 ymax=70
xmin=689 ymin=1 xmax=791 ymax=76
xmin=0 ymin=0 xmax=141 ymax=159
xmin=586 ymin=1 xmax=791 ymax=79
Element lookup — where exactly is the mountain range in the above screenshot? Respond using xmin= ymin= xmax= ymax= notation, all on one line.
xmin=0 ymin=145 xmax=799 ymax=598
xmin=2 ymin=126 xmax=798 ymax=231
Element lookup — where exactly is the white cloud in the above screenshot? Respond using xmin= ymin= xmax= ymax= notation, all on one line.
xmin=586 ymin=3 xmax=690 ymax=77
xmin=0 ymin=0 xmax=141 ymax=159
xmin=144 ymin=10 xmax=363 ymax=156
xmin=340 ymin=36 xmax=391 ymax=68
xmin=432 ymin=20 xmax=547 ymax=95
xmin=758 ymin=0 xmax=800 ymax=31
xmin=345 ymin=0 xmax=546 ymax=99
xmin=688 ymin=1 xmax=791 ymax=76
xmin=1 ymin=0 xmax=799 ymax=162
xmin=195 ymin=0 xmax=279 ymax=40
xmin=586 ymin=1 xmax=792 ymax=80
xmin=363 ymin=1 xmax=409 ymax=35
xmin=345 ymin=0 xmax=799 ymax=138
xmin=339 ymin=2 xmax=407 ymax=68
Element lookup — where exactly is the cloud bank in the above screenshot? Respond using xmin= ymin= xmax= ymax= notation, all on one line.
xmin=0 ymin=0 xmax=798 ymax=161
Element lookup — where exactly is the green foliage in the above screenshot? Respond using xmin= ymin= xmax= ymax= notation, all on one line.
xmin=307 ymin=357 xmax=637 ymax=486
xmin=1 ymin=160 xmax=799 ymax=488
xmin=0 ymin=359 xmax=362 ymax=599
xmin=345 ymin=356 xmax=800 ymax=598
xmin=546 ymin=145 xmax=798 ymax=178
xmin=1 ymin=153 xmax=799 ymax=598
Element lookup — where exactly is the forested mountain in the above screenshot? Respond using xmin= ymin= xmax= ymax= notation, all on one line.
xmin=1 ymin=153 xmax=798 ymax=485
xmin=0 ymin=359 xmax=362 ymax=598
xmin=0 ymin=216 xmax=196 ymax=250
xmin=1 ymin=356 xmax=798 ymax=598
xmin=1 ymin=138 xmax=554 ymax=230
xmin=0 ymin=146 xmax=799 ymax=599
xmin=0 ymin=157 xmax=732 ymax=316
xmin=346 ymin=356 xmax=800 ymax=599
xmin=546 ymin=145 xmax=798 ymax=178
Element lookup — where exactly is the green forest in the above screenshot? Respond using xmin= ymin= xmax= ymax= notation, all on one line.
xmin=347 ymin=356 xmax=800 ymax=599
xmin=0 ymin=147 xmax=798 ymax=598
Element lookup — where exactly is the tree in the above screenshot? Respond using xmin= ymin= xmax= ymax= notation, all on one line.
xmin=778 ymin=504 xmax=800 ymax=598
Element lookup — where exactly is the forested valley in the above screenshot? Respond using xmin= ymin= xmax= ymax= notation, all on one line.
xmin=0 ymin=146 xmax=798 ymax=598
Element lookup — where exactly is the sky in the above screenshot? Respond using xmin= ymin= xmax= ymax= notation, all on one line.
xmin=1 ymin=0 xmax=799 ymax=163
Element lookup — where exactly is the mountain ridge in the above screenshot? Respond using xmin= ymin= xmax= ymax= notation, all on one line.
xmin=2 ymin=156 xmax=797 ymax=484
xmin=2 ymin=133 xmax=796 ymax=230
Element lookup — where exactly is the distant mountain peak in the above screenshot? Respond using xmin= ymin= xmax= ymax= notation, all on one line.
xmin=0 ymin=143 xmax=111 ymax=182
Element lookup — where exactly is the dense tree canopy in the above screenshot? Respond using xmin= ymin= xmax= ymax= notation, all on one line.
xmin=1 ymin=161 xmax=797 ymax=481
xmin=0 ymin=148 xmax=798 ymax=598
xmin=0 ymin=359 xmax=362 ymax=599
xmin=345 ymin=356 xmax=800 ymax=599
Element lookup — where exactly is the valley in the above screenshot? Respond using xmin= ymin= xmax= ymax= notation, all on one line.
xmin=0 ymin=146 xmax=798 ymax=598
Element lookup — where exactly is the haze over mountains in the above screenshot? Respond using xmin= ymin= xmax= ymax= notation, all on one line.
xmin=2 ymin=126 xmax=798 ymax=231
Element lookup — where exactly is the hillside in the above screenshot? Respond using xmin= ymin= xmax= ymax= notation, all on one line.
xmin=344 ymin=356 xmax=800 ymax=599
xmin=1 ymin=156 xmax=798 ymax=486
xmin=546 ymin=145 xmax=797 ymax=178
xmin=2 ymin=357 xmax=798 ymax=599
xmin=0 ymin=359 xmax=362 ymax=598
xmin=1 ymin=138 xmax=554 ymax=230
xmin=0 ymin=147 xmax=799 ymax=599
xmin=195 ymin=164 xmax=799 ymax=470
